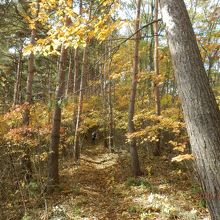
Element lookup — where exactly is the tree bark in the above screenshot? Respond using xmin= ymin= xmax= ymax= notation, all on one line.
xmin=128 ymin=0 xmax=142 ymax=176
xmin=13 ymin=44 xmax=23 ymax=106
xmin=149 ymin=0 xmax=154 ymax=72
xmin=107 ymin=43 xmax=114 ymax=151
xmin=73 ymin=46 xmax=87 ymax=161
xmin=66 ymin=49 xmax=74 ymax=97
xmin=100 ymin=50 xmax=108 ymax=148
xmin=73 ymin=0 xmax=92 ymax=161
xmin=153 ymin=0 xmax=161 ymax=156
xmin=159 ymin=0 xmax=220 ymax=219
xmin=47 ymin=45 xmax=68 ymax=191
xmin=47 ymin=13 xmax=72 ymax=190
xmin=72 ymin=0 xmax=82 ymax=146
xmin=22 ymin=28 xmax=36 ymax=125
xmin=21 ymin=1 xmax=39 ymax=181
xmin=108 ymin=74 xmax=114 ymax=151
xmin=72 ymin=48 xmax=79 ymax=131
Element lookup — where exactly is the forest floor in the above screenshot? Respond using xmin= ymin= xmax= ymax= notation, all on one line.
xmin=31 ymin=144 xmax=210 ymax=220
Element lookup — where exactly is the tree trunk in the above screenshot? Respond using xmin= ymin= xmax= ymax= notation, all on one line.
xmin=47 ymin=45 xmax=68 ymax=191
xmin=13 ymin=45 xmax=23 ymax=106
xmin=107 ymin=46 xmax=114 ymax=151
xmin=72 ymin=48 xmax=79 ymax=130
xmin=47 ymin=12 xmax=72 ymax=190
xmin=128 ymin=0 xmax=142 ymax=177
xmin=146 ymin=0 xmax=154 ymax=109
xmin=66 ymin=49 xmax=74 ymax=97
xmin=108 ymin=75 xmax=114 ymax=151
xmin=73 ymin=46 xmax=87 ymax=161
xmin=153 ymin=0 xmax=161 ymax=156
xmin=21 ymin=22 xmax=37 ymax=183
xmin=100 ymin=56 xmax=108 ymax=148
xmin=73 ymin=0 xmax=92 ymax=161
xmin=159 ymin=0 xmax=220 ymax=219
xmin=149 ymin=0 xmax=154 ymax=72
xmin=22 ymin=28 xmax=36 ymax=125
xmin=21 ymin=0 xmax=40 ymax=183
xmin=72 ymin=0 xmax=82 ymax=140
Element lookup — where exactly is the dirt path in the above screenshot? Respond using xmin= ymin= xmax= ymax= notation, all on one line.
xmin=35 ymin=144 xmax=210 ymax=220
xmin=55 ymin=145 xmax=138 ymax=220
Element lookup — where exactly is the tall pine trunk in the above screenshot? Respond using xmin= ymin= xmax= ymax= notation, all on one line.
xmin=101 ymin=48 xmax=108 ymax=149
xmin=159 ymin=0 xmax=220 ymax=218
xmin=72 ymin=0 xmax=82 ymax=150
xmin=47 ymin=45 xmax=68 ymax=190
xmin=149 ymin=0 xmax=154 ymax=72
xmin=72 ymin=48 xmax=79 ymax=130
xmin=74 ymin=46 xmax=87 ymax=161
xmin=66 ymin=49 xmax=74 ymax=97
xmin=128 ymin=0 xmax=142 ymax=176
xmin=22 ymin=28 xmax=36 ymax=125
xmin=107 ymin=44 xmax=114 ymax=151
xmin=47 ymin=12 xmax=72 ymax=190
xmin=153 ymin=0 xmax=161 ymax=156
xmin=13 ymin=44 xmax=23 ymax=106
xmin=73 ymin=0 xmax=92 ymax=161
xmin=21 ymin=8 xmax=38 ymax=182
xmin=108 ymin=74 xmax=114 ymax=151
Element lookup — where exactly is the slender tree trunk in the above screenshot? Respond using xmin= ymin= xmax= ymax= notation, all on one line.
xmin=128 ymin=0 xmax=142 ymax=176
xmin=72 ymin=48 xmax=79 ymax=130
xmin=47 ymin=45 xmax=68 ymax=190
xmin=22 ymin=28 xmax=36 ymax=126
xmin=73 ymin=0 xmax=93 ymax=161
xmin=101 ymin=59 xmax=108 ymax=148
xmin=146 ymin=0 xmax=154 ymax=107
xmin=159 ymin=0 xmax=220 ymax=219
xmin=13 ymin=45 xmax=23 ymax=106
xmin=47 ymin=12 xmax=72 ymax=190
xmin=73 ymin=0 xmax=85 ymax=161
xmin=66 ymin=49 xmax=74 ymax=97
xmin=149 ymin=0 xmax=154 ymax=72
xmin=108 ymin=76 xmax=114 ymax=151
xmin=47 ymin=67 xmax=52 ymax=124
xmin=153 ymin=0 xmax=161 ymax=156
xmin=107 ymin=45 xmax=114 ymax=151
xmin=21 ymin=12 xmax=38 ymax=182
xmin=72 ymin=0 xmax=82 ymax=139
xmin=73 ymin=46 xmax=87 ymax=161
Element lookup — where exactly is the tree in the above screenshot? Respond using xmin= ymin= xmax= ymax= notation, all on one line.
xmin=71 ymin=0 xmax=82 ymax=136
xmin=22 ymin=29 xmax=36 ymax=125
xmin=47 ymin=45 xmax=68 ymax=190
xmin=108 ymin=60 xmax=114 ymax=151
xmin=13 ymin=40 xmax=23 ymax=106
xmin=22 ymin=0 xmax=39 ymax=125
xmin=153 ymin=0 xmax=161 ymax=156
xmin=21 ymin=0 xmax=39 ymax=183
xmin=73 ymin=46 xmax=88 ymax=161
xmin=47 ymin=14 xmax=71 ymax=191
xmin=101 ymin=44 xmax=109 ymax=149
xmin=65 ymin=49 xmax=74 ymax=97
xmin=159 ymin=0 xmax=220 ymax=219
xmin=128 ymin=0 xmax=142 ymax=176
xmin=73 ymin=0 xmax=84 ymax=161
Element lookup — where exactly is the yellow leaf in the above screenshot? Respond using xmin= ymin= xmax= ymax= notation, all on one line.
xmin=172 ymin=154 xmax=194 ymax=162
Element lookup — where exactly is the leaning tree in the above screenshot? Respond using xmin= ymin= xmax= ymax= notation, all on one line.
xmin=159 ymin=0 xmax=220 ymax=219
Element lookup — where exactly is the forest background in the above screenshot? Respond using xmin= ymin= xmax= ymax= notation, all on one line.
xmin=0 ymin=0 xmax=219 ymax=219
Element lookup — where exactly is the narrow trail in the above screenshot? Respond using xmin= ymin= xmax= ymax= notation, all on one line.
xmin=49 ymin=145 xmax=138 ymax=220
xmin=39 ymin=144 xmax=210 ymax=220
